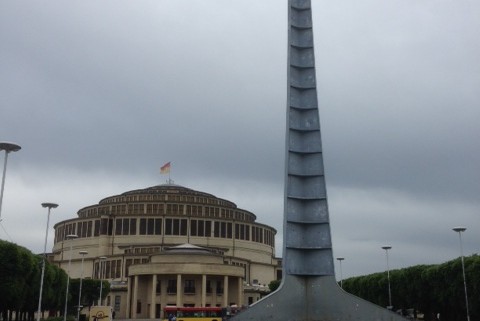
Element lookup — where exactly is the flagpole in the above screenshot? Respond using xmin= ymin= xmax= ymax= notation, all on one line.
xmin=160 ymin=162 xmax=173 ymax=184
xmin=168 ymin=162 xmax=172 ymax=184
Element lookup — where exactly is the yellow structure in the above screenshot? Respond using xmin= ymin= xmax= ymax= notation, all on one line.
xmin=88 ymin=306 xmax=113 ymax=321
xmin=51 ymin=184 xmax=281 ymax=319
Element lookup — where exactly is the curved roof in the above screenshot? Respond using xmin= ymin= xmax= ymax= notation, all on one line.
xmin=98 ymin=184 xmax=237 ymax=208
xmin=74 ymin=184 xmax=263 ymax=224
xmin=165 ymin=243 xmax=216 ymax=255
xmin=120 ymin=184 xmax=215 ymax=198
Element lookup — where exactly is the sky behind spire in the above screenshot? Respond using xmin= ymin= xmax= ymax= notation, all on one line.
xmin=1 ymin=0 xmax=479 ymax=278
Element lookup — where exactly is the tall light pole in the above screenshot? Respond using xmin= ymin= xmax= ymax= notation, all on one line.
xmin=37 ymin=202 xmax=58 ymax=321
xmin=77 ymin=251 xmax=88 ymax=321
xmin=0 ymin=142 xmax=21 ymax=222
xmin=336 ymin=257 xmax=345 ymax=288
xmin=98 ymin=256 xmax=107 ymax=306
xmin=381 ymin=246 xmax=392 ymax=310
xmin=63 ymin=234 xmax=78 ymax=321
xmin=453 ymin=227 xmax=470 ymax=321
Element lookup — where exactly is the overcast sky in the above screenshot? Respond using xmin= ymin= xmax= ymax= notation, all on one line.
xmin=1 ymin=0 xmax=479 ymax=279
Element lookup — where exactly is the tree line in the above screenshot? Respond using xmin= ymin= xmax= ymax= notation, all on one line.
xmin=0 ymin=240 xmax=109 ymax=321
xmin=341 ymin=254 xmax=479 ymax=321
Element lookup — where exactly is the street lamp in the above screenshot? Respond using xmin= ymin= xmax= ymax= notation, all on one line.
xmin=37 ymin=202 xmax=58 ymax=321
xmin=336 ymin=257 xmax=345 ymax=288
xmin=0 ymin=141 xmax=21 ymax=222
xmin=76 ymin=251 xmax=88 ymax=321
xmin=381 ymin=246 xmax=392 ymax=310
xmin=64 ymin=234 xmax=78 ymax=321
xmin=98 ymin=256 xmax=107 ymax=306
xmin=453 ymin=227 xmax=470 ymax=321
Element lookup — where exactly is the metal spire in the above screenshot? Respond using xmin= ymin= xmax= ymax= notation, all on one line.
xmin=231 ymin=1 xmax=407 ymax=319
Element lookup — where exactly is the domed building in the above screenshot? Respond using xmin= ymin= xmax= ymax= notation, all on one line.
xmin=51 ymin=184 xmax=281 ymax=319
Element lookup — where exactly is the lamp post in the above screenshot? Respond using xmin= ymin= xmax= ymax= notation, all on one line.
xmin=76 ymin=251 xmax=88 ymax=321
xmin=98 ymin=256 xmax=107 ymax=305
xmin=453 ymin=227 xmax=470 ymax=321
xmin=63 ymin=234 xmax=78 ymax=321
xmin=37 ymin=202 xmax=58 ymax=321
xmin=336 ymin=257 xmax=345 ymax=288
xmin=381 ymin=246 xmax=392 ymax=310
xmin=0 ymin=141 xmax=21 ymax=222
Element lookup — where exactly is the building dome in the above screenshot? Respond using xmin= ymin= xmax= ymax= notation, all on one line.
xmin=51 ymin=184 xmax=281 ymax=319
xmin=74 ymin=184 xmax=257 ymax=223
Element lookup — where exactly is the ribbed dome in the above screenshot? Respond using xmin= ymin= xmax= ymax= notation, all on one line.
xmin=120 ymin=184 xmax=216 ymax=198
xmin=97 ymin=184 xmax=236 ymax=208
xmin=74 ymin=183 xmax=259 ymax=224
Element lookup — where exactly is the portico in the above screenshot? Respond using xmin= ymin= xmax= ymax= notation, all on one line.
xmin=126 ymin=244 xmax=244 ymax=319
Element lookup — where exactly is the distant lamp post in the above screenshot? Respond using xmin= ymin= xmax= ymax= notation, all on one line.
xmin=37 ymin=202 xmax=58 ymax=321
xmin=0 ymin=141 xmax=21 ymax=222
xmin=98 ymin=256 xmax=107 ymax=305
xmin=336 ymin=257 xmax=345 ymax=288
xmin=63 ymin=234 xmax=78 ymax=321
xmin=76 ymin=251 xmax=88 ymax=321
xmin=381 ymin=246 xmax=393 ymax=310
xmin=453 ymin=227 xmax=470 ymax=321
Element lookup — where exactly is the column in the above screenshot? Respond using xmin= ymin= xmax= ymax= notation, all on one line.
xmin=223 ymin=276 xmax=229 ymax=307
xmin=176 ymin=274 xmax=182 ymax=307
xmin=126 ymin=276 xmax=131 ymax=317
xmin=132 ymin=275 xmax=139 ymax=319
xmin=237 ymin=277 xmax=243 ymax=307
xmin=201 ymin=274 xmax=207 ymax=307
xmin=150 ymin=274 xmax=157 ymax=319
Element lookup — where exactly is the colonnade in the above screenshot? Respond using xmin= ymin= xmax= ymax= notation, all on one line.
xmin=126 ymin=274 xmax=243 ymax=319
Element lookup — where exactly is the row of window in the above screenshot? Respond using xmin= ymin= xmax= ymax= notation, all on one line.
xmin=78 ymin=203 xmax=254 ymax=222
xmin=252 ymin=226 xmax=275 ymax=245
xmin=94 ymin=258 xmax=151 ymax=279
xmin=158 ymin=279 xmax=224 ymax=295
xmin=124 ymin=247 xmax=161 ymax=254
xmin=100 ymin=193 xmax=233 ymax=207
xmin=55 ymin=218 xmax=275 ymax=246
xmin=94 ymin=259 xmax=124 ymax=279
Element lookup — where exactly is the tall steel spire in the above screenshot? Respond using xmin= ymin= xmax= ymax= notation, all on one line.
xmin=231 ymin=1 xmax=407 ymax=319
xmin=284 ymin=0 xmax=333 ymax=278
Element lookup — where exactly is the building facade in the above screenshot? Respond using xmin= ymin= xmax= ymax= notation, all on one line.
xmin=51 ymin=184 xmax=281 ymax=319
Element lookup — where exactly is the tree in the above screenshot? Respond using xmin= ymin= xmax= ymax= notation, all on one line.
xmin=0 ymin=240 xmax=38 ymax=320
xmin=268 ymin=280 xmax=281 ymax=292
xmin=342 ymin=254 xmax=480 ymax=321
xmin=0 ymin=240 xmax=68 ymax=321
xmin=69 ymin=279 xmax=110 ymax=310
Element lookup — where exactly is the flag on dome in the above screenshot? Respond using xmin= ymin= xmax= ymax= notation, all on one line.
xmin=160 ymin=162 xmax=171 ymax=174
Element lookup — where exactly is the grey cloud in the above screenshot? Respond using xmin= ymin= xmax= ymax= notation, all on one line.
xmin=1 ymin=0 xmax=478 ymax=277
